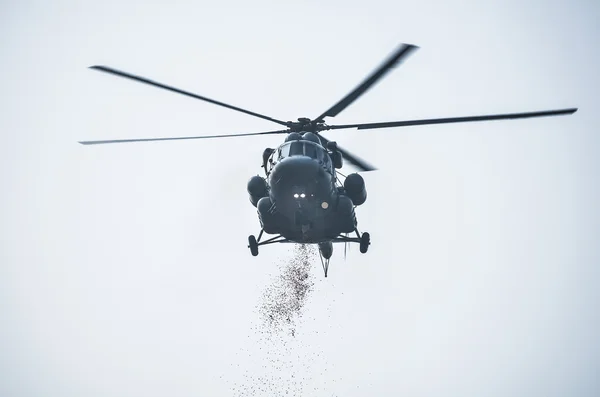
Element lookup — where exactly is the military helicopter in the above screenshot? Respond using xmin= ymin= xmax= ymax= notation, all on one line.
xmin=79 ymin=43 xmax=577 ymax=277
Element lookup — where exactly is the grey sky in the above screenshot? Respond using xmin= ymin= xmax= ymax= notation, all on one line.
xmin=1 ymin=0 xmax=599 ymax=396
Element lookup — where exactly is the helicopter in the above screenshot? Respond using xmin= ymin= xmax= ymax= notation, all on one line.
xmin=79 ymin=43 xmax=577 ymax=277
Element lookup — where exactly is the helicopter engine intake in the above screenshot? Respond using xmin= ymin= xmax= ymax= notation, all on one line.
xmin=343 ymin=173 xmax=367 ymax=206
xmin=247 ymin=175 xmax=268 ymax=207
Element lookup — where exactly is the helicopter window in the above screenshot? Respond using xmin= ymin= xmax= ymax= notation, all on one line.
xmin=321 ymin=150 xmax=331 ymax=166
xmin=278 ymin=144 xmax=290 ymax=159
xmin=276 ymin=141 xmax=330 ymax=170
xmin=319 ymin=149 xmax=334 ymax=174
xmin=304 ymin=142 xmax=318 ymax=159
xmin=289 ymin=141 xmax=304 ymax=156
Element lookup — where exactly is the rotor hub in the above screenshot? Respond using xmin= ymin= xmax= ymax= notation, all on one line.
xmin=285 ymin=117 xmax=328 ymax=133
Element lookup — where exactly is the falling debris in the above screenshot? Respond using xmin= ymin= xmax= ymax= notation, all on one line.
xmin=230 ymin=244 xmax=322 ymax=396
xmin=257 ymin=244 xmax=316 ymax=336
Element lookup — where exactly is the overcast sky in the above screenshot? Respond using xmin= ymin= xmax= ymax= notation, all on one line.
xmin=1 ymin=0 xmax=599 ymax=396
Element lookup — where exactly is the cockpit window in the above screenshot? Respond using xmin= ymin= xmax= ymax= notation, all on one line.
xmin=277 ymin=141 xmax=325 ymax=160
xmin=290 ymin=141 xmax=304 ymax=156
xmin=304 ymin=143 xmax=318 ymax=159
xmin=275 ymin=140 xmax=333 ymax=173
xmin=278 ymin=144 xmax=289 ymax=159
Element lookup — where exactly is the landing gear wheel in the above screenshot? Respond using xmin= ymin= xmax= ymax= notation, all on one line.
xmin=248 ymin=235 xmax=258 ymax=256
xmin=359 ymin=232 xmax=370 ymax=253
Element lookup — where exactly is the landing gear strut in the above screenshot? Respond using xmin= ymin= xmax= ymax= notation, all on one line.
xmin=247 ymin=229 xmax=292 ymax=256
xmin=247 ymin=228 xmax=371 ymax=278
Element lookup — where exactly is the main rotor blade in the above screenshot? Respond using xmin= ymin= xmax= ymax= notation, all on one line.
xmin=90 ymin=65 xmax=290 ymax=127
xmin=78 ymin=129 xmax=290 ymax=145
xmin=327 ymin=108 xmax=578 ymax=131
xmin=314 ymin=43 xmax=418 ymax=122
xmin=318 ymin=134 xmax=376 ymax=172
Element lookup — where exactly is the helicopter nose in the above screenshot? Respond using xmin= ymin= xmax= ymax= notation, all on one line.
xmin=269 ymin=156 xmax=330 ymax=212
xmin=271 ymin=156 xmax=321 ymax=189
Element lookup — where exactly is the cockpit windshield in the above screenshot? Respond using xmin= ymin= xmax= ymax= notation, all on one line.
xmin=276 ymin=140 xmax=333 ymax=171
xmin=277 ymin=141 xmax=323 ymax=160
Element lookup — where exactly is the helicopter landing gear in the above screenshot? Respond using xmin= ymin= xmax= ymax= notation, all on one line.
xmin=248 ymin=229 xmax=265 ymax=256
xmin=360 ymin=231 xmax=370 ymax=253
xmin=248 ymin=235 xmax=259 ymax=256
xmin=247 ymin=229 xmax=292 ymax=256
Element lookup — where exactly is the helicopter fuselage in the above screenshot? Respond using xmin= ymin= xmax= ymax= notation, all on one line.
xmin=247 ymin=133 xmax=365 ymax=243
xmin=264 ymin=155 xmax=355 ymax=242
